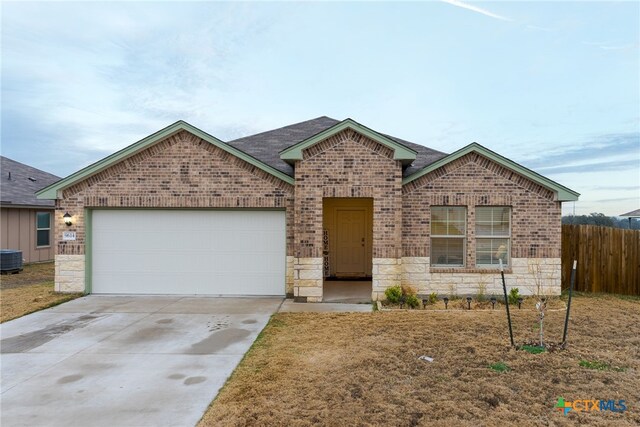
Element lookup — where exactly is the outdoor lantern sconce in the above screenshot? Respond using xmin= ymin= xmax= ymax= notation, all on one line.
xmin=443 ymin=297 xmax=449 ymax=310
xmin=517 ymin=297 xmax=523 ymax=309
xmin=63 ymin=212 xmax=72 ymax=226
xmin=490 ymin=296 xmax=497 ymax=309
xmin=466 ymin=297 xmax=472 ymax=310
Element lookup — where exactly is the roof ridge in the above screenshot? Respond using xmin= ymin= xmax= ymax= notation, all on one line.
xmin=228 ymin=116 xmax=340 ymax=143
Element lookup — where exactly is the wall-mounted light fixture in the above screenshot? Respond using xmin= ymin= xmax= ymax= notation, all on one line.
xmin=63 ymin=212 xmax=72 ymax=226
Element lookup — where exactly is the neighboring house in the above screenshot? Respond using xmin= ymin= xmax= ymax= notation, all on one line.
xmin=37 ymin=117 xmax=579 ymax=301
xmin=1 ymin=156 xmax=61 ymax=263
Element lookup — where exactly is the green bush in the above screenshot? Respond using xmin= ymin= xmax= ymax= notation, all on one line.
xmin=385 ymin=285 xmax=402 ymax=304
xmin=428 ymin=292 xmax=438 ymax=305
xmin=405 ymin=294 xmax=420 ymax=309
xmin=508 ymin=288 xmax=522 ymax=305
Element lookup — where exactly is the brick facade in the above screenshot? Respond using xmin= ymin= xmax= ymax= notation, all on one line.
xmin=402 ymin=152 xmax=561 ymax=263
xmin=54 ymin=130 xmax=294 ymax=292
xmin=52 ymin=126 xmax=564 ymax=299
xmin=292 ymin=129 xmax=403 ymax=301
xmin=401 ymin=152 xmax=562 ymax=296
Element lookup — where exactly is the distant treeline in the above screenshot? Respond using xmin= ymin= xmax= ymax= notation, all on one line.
xmin=562 ymin=212 xmax=640 ymax=230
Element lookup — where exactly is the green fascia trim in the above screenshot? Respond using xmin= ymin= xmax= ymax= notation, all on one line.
xmin=37 ymin=120 xmax=294 ymax=200
xmin=84 ymin=208 xmax=92 ymax=294
xmin=279 ymin=118 xmax=417 ymax=163
xmin=402 ymin=142 xmax=580 ymax=202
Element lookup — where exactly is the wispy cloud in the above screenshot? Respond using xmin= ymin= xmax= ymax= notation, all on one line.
xmin=535 ymin=159 xmax=639 ymax=175
xmin=523 ymin=132 xmax=640 ymax=170
xmin=583 ymin=41 xmax=639 ymax=51
xmin=441 ymin=0 xmax=512 ymax=22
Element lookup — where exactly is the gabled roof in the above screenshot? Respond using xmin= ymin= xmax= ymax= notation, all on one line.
xmin=279 ymin=118 xmax=418 ymax=165
xmin=402 ymin=142 xmax=580 ymax=201
xmin=37 ymin=121 xmax=294 ymax=199
xmin=226 ymin=116 xmax=340 ymax=176
xmin=227 ymin=116 xmax=448 ymax=177
xmin=1 ymin=156 xmax=60 ymax=207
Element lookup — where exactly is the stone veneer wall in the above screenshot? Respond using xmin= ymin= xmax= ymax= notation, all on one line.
xmin=402 ymin=257 xmax=561 ymax=296
xmin=293 ymin=129 xmax=403 ymax=301
xmin=401 ymin=152 xmax=563 ymax=296
xmin=55 ymin=130 xmax=294 ymax=293
xmin=55 ymin=254 xmax=85 ymax=292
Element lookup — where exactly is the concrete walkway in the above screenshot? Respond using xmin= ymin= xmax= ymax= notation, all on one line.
xmin=0 ymin=296 xmax=283 ymax=427
xmin=279 ymin=299 xmax=372 ymax=312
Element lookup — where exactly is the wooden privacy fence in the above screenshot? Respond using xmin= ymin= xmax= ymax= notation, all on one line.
xmin=562 ymin=224 xmax=640 ymax=295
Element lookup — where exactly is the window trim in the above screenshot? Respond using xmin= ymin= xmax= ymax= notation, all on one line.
xmin=430 ymin=206 xmax=467 ymax=267
xmin=36 ymin=211 xmax=51 ymax=248
xmin=475 ymin=206 xmax=511 ymax=268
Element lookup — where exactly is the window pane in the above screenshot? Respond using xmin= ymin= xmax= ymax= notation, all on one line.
xmin=476 ymin=207 xmax=510 ymax=237
xmin=431 ymin=219 xmax=448 ymax=235
xmin=476 ymin=238 xmax=509 ymax=266
xmin=37 ymin=230 xmax=50 ymax=246
xmin=37 ymin=212 xmax=51 ymax=229
xmin=431 ymin=238 xmax=464 ymax=266
xmin=431 ymin=207 xmax=466 ymax=236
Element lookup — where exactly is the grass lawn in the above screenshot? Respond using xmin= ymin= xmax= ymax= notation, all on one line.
xmin=0 ymin=262 xmax=83 ymax=323
xmin=200 ymin=294 xmax=639 ymax=426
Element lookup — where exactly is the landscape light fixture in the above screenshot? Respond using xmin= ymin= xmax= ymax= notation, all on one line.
xmin=399 ymin=294 xmax=406 ymax=309
xmin=490 ymin=296 xmax=497 ymax=309
xmin=466 ymin=297 xmax=472 ymax=310
xmin=443 ymin=297 xmax=449 ymax=310
xmin=63 ymin=212 xmax=72 ymax=226
xmin=517 ymin=297 xmax=523 ymax=309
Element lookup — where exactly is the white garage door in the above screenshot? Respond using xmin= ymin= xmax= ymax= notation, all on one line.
xmin=91 ymin=210 xmax=285 ymax=295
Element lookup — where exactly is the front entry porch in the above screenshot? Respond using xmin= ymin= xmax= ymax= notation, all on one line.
xmin=321 ymin=198 xmax=373 ymax=302
xmin=323 ymin=279 xmax=372 ymax=303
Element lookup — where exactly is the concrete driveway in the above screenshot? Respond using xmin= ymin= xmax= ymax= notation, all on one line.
xmin=0 ymin=296 xmax=283 ymax=427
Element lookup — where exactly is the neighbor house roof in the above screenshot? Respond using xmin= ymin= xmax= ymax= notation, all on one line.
xmin=1 ymin=156 xmax=60 ymax=208
xmin=620 ymin=209 xmax=640 ymax=218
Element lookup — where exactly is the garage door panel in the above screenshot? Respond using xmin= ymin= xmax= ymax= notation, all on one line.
xmin=92 ymin=210 xmax=285 ymax=295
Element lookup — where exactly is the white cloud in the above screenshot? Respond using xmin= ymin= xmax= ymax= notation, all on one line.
xmin=441 ymin=0 xmax=512 ymax=22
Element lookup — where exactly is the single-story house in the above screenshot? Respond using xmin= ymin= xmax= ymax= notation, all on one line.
xmin=37 ymin=117 xmax=579 ymax=301
xmin=1 ymin=156 xmax=61 ymax=263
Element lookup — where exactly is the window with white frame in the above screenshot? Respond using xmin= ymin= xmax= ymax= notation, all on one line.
xmin=476 ymin=207 xmax=511 ymax=267
xmin=431 ymin=206 xmax=466 ymax=267
xmin=36 ymin=212 xmax=51 ymax=247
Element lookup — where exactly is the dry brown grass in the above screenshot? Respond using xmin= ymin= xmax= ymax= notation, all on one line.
xmin=200 ymin=295 xmax=640 ymax=426
xmin=0 ymin=262 xmax=82 ymax=322
xmin=0 ymin=261 xmax=54 ymax=289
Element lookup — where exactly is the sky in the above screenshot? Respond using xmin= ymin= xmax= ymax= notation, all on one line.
xmin=1 ymin=0 xmax=638 ymax=216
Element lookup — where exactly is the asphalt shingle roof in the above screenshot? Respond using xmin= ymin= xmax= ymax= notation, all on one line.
xmin=226 ymin=116 xmax=448 ymax=178
xmin=0 ymin=156 xmax=60 ymax=207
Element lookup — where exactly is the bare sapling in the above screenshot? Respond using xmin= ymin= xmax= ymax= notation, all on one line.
xmin=527 ymin=260 xmax=556 ymax=347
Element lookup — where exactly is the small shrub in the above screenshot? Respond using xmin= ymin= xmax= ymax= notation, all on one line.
xmin=405 ymin=294 xmax=420 ymax=309
xmin=385 ymin=286 xmax=402 ymax=304
xmin=508 ymin=287 xmax=522 ymax=305
xmin=428 ymin=292 xmax=438 ymax=305
xmin=477 ymin=283 xmax=487 ymax=302
xmin=489 ymin=362 xmax=510 ymax=373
